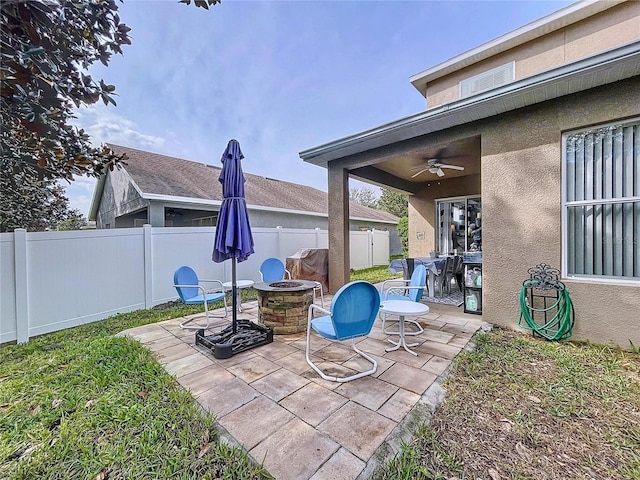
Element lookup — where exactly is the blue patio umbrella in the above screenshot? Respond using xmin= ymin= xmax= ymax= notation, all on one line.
xmin=212 ymin=139 xmax=254 ymax=333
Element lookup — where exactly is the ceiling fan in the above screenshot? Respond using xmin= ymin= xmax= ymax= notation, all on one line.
xmin=411 ymin=151 xmax=465 ymax=178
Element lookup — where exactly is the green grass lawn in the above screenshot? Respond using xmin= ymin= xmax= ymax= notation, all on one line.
xmin=0 ymin=301 xmax=271 ymax=479
xmin=373 ymin=328 xmax=640 ymax=480
xmin=2 ymin=262 xmax=638 ymax=479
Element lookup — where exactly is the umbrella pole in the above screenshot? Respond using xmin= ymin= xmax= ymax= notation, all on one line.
xmin=231 ymin=257 xmax=237 ymax=334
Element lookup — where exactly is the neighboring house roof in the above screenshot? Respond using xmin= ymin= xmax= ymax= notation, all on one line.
xmin=96 ymin=144 xmax=398 ymax=224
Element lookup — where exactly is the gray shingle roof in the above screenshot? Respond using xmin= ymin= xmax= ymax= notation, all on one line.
xmin=108 ymin=144 xmax=398 ymax=223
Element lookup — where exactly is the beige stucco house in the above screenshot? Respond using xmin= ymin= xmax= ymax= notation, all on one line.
xmin=300 ymin=0 xmax=639 ymax=349
xmin=89 ymin=145 xmax=401 ymax=253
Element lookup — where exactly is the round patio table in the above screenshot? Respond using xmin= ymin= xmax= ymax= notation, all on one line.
xmin=379 ymin=300 xmax=429 ymax=356
xmin=222 ymin=279 xmax=254 ymax=313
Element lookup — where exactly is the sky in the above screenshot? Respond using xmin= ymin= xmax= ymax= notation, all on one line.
xmin=67 ymin=0 xmax=575 ymax=216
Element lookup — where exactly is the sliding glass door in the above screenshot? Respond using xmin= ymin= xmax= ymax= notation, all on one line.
xmin=436 ymin=196 xmax=481 ymax=255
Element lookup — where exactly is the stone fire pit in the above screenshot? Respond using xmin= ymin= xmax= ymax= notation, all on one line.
xmin=254 ymin=280 xmax=318 ymax=334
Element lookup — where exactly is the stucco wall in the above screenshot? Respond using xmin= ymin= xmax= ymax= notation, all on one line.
xmin=409 ymin=174 xmax=481 ymax=257
xmin=480 ymin=78 xmax=640 ymax=349
xmin=426 ymin=1 xmax=640 ymax=109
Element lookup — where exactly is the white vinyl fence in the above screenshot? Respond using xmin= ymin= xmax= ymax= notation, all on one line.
xmin=1 ymin=225 xmax=389 ymax=344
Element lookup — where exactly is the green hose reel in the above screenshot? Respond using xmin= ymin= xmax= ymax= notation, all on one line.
xmin=518 ymin=264 xmax=575 ymax=341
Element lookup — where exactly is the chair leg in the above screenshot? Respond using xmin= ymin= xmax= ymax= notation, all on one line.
xmin=180 ymin=301 xmax=211 ymax=330
xmin=180 ymin=297 xmax=228 ymax=330
xmin=306 ymin=330 xmax=377 ymax=383
xmin=313 ymin=282 xmax=324 ymax=308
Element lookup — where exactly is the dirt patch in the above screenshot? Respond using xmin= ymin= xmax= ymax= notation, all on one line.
xmin=152 ymin=300 xmax=184 ymax=311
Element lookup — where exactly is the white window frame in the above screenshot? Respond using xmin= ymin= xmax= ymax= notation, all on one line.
xmin=561 ymin=117 xmax=640 ymax=284
xmin=435 ymin=195 xmax=481 ymax=255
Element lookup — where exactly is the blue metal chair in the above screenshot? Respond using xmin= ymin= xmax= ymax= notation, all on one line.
xmin=305 ymin=281 xmax=380 ymax=382
xmin=259 ymin=257 xmax=291 ymax=281
xmin=260 ymin=257 xmax=324 ymax=307
xmin=378 ymin=264 xmax=427 ymax=336
xmin=173 ymin=266 xmax=228 ymax=330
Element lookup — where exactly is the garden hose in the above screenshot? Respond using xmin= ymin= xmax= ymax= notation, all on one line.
xmin=518 ymin=279 xmax=575 ymax=341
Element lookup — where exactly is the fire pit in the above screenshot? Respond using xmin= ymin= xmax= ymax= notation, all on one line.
xmin=254 ymin=280 xmax=318 ymax=334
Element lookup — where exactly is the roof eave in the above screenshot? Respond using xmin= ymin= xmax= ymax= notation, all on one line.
xmin=141 ymin=193 xmax=397 ymax=224
xmin=408 ymin=0 xmax=624 ymax=96
xmin=88 ymin=174 xmax=106 ymax=221
xmin=300 ymin=40 xmax=640 ymax=167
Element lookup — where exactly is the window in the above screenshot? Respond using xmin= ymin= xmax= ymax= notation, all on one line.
xmin=190 ymin=215 xmax=217 ymax=227
xmin=436 ymin=196 xmax=481 ymax=255
xmin=563 ymin=118 xmax=640 ymax=281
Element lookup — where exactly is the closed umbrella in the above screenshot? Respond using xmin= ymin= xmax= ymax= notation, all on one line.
xmin=199 ymin=140 xmax=272 ymax=359
xmin=212 ymin=139 xmax=254 ymax=333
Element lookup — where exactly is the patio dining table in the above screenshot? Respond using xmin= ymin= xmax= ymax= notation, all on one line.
xmin=388 ymin=257 xmax=447 ymax=297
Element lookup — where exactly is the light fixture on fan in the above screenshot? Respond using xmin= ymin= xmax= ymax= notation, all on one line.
xmin=411 ymin=158 xmax=465 ymax=178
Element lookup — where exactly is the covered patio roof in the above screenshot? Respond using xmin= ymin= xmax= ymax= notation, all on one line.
xmin=299 ymin=40 xmax=640 ymax=194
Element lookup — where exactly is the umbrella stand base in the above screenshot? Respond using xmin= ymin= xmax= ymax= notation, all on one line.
xmin=195 ymin=320 xmax=273 ymax=359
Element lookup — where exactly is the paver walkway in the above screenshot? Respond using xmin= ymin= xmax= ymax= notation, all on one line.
xmin=119 ymin=294 xmax=487 ymax=480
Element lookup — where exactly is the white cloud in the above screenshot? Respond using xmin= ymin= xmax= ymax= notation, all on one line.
xmin=65 ymin=107 xmax=166 ymax=216
xmin=74 ymin=106 xmax=165 ymax=151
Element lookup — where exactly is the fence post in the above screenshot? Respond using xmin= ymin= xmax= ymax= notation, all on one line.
xmin=143 ymin=224 xmax=153 ymax=309
xmin=276 ymin=226 xmax=283 ymax=259
xmin=368 ymin=229 xmax=374 ymax=268
xmin=14 ymin=229 xmax=29 ymax=343
xmin=315 ymin=227 xmax=320 ymax=248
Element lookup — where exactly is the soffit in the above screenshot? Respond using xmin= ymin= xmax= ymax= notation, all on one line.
xmin=300 ymin=41 xmax=640 ymax=170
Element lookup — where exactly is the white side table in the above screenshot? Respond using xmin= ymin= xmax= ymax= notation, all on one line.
xmin=222 ymin=280 xmax=255 ymax=313
xmin=379 ymin=300 xmax=429 ymax=356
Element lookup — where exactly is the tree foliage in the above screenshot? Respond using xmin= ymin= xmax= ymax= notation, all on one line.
xmin=349 ymin=186 xmax=378 ymax=209
xmin=378 ymin=188 xmax=408 ymax=218
xmin=396 ymin=216 xmax=409 ymax=256
xmin=179 ymin=0 xmax=221 ymax=8
xmin=0 ymin=178 xmax=85 ymax=232
xmin=1 ymin=0 xmax=218 ymax=232
xmin=1 ymin=0 xmax=132 ymax=185
xmin=56 ymin=208 xmax=88 ymax=231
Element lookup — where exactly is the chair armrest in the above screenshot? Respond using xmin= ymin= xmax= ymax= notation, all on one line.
xmin=387 ymin=285 xmax=426 ymax=298
xmin=380 ymin=278 xmax=409 ymax=293
xmin=173 ymin=284 xmax=207 ymax=297
xmin=285 ymin=269 xmax=291 ymax=279
xmin=308 ymin=303 xmax=331 ymax=322
xmin=199 ymin=279 xmax=225 ymax=289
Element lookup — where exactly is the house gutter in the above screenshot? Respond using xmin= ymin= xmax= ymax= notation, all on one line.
xmin=141 ymin=193 xmax=397 ymax=224
xmin=299 ymin=40 xmax=640 ymax=167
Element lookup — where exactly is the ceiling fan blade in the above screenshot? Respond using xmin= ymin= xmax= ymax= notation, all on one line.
xmin=411 ymin=167 xmax=430 ymax=178
xmin=436 ymin=168 xmax=445 ymax=177
xmin=439 ymin=164 xmax=465 ymax=171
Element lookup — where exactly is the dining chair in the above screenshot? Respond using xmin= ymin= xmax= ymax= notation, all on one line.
xmin=305 ymin=281 xmax=380 ymax=382
xmin=173 ymin=265 xmax=228 ymax=330
xmin=452 ymin=255 xmax=464 ymax=293
xmin=434 ymin=256 xmax=455 ymax=298
xmin=378 ymin=264 xmax=427 ymax=335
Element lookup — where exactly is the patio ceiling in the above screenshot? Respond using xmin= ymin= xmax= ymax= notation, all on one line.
xmin=349 ymin=135 xmax=481 ymax=194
